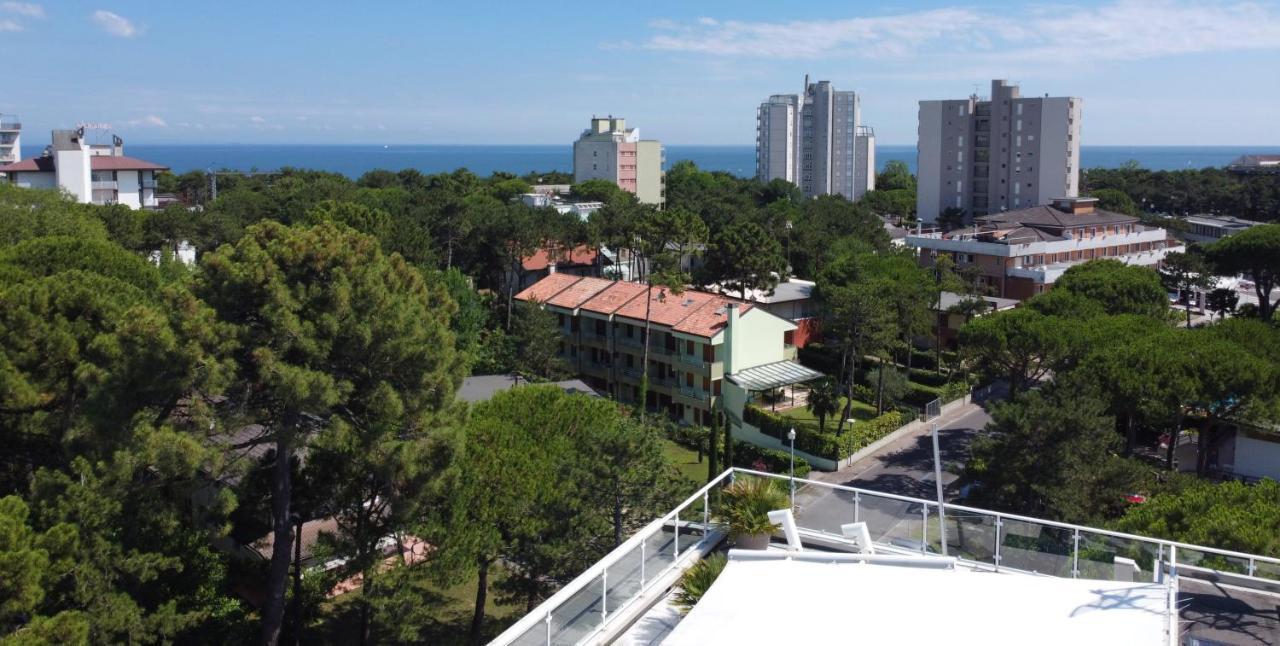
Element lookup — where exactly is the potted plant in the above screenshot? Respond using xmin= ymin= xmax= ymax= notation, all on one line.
xmin=674 ymin=553 xmax=727 ymax=614
xmin=719 ymin=477 xmax=787 ymax=550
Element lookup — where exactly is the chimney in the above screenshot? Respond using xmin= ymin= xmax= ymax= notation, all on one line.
xmin=1052 ymin=197 xmax=1099 ymax=215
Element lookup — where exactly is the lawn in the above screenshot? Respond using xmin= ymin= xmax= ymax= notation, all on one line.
xmin=776 ymin=397 xmax=876 ymax=428
xmin=663 ymin=439 xmax=710 ymax=486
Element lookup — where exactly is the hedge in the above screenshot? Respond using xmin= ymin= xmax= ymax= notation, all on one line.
xmin=731 ymin=440 xmax=811 ymax=478
xmin=744 ymin=405 xmax=906 ymax=461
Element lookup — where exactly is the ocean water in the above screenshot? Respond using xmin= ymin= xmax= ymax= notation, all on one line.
xmin=27 ymin=143 xmax=1280 ymax=179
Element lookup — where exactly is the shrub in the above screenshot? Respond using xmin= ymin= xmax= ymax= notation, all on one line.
xmin=743 ymin=405 xmax=905 ymax=461
xmin=674 ymin=554 xmax=727 ymax=614
xmin=850 ymin=383 xmax=875 ymax=404
xmin=909 ymin=368 xmax=949 ymax=388
xmin=730 ymin=441 xmax=812 ymax=478
xmin=719 ymin=478 xmax=788 ymax=537
xmin=940 ymin=380 xmax=971 ymax=403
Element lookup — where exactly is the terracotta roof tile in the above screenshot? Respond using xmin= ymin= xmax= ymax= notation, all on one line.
xmin=522 ymin=245 xmax=597 ymax=272
xmin=615 ymin=287 xmax=717 ymax=327
xmin=546 ymin=276 xmax=615 ymax=309
xmin=673 ymin=297 xmax=752 ymax=338
xmin=579 ymin=281 xmax=648 ymax=315
xmin=514 ymin=273 xmax=581 ymax=303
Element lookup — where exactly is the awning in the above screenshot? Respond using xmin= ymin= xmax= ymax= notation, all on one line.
xmin=726 ymin=360 xmax=824 ymax=391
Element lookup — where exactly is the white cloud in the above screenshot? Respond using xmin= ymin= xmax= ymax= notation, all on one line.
xmin=2 ymin=2 xmax=43 ymax=18
xmin=0 ymin=18 xmax=20 ymax=31
xmin=122 ymin=114 xmax=167 ymax=127
xmin=91 ymin=10 xmax=139 ymax=38
xmin=249 ymin=115 xmax=266 ymax=123
xmin=640 ymin=0 xmax=1280 ymax=63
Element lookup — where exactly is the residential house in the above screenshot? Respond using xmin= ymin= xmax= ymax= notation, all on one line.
xmin=0 ymin=127 xmax=167 ymax=208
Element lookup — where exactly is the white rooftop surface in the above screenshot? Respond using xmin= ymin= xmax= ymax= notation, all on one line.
xmin=663 ymin=558 xmax=1171 ymax=646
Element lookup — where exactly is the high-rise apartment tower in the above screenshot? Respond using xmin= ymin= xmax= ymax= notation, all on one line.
xmin=755 ymin=78 xmax=875 ymax=200
xmin=917 ymin=79 xmax=1081 ymax=223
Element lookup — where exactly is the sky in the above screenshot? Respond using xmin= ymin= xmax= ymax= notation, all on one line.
xmin=2 ymin=0 xmax=1279 ymax=146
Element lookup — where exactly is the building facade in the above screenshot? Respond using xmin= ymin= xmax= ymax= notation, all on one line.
xmin=755 ymin=79 xmax=875 ymax=200
xmin=515 ymin=274 xmax=798 ymax=426
xmin=906 ymin=197 xmax=1183 ymax=300
xmin=0 ymin=114 xmax=20 ymax=165
xmin=0 ymin=128 xmax=166 ymax=208
xmin=1182 ymin=214 xmax=1262 ymax=244
xmin=918 ymin=80 xmax=1081 ymax=223
xmin=572 ymin=117 xmax=664 ymax=205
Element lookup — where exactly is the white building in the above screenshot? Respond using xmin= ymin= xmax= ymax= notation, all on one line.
xmin=572 ymin=117 xmax=664 ymax=206
xmin=0 ymin=128 xmax=166 ymax=209
xmin=519 ymin=192 xmax=604 ymax=220
xmin=0 ymin=114 xmax=20 ymax=165
xmin=918 ymin=80 xmax=1081 ymax=223
xmin=756 ymin=78 xmax=876 ymax=201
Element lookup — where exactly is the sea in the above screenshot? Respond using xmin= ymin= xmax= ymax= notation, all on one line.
xmin=31 ymin=144 xmax=1280 ymax=179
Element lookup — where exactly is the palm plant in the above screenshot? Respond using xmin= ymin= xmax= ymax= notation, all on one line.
xmin=806 ymin=378 xmax=841 ymax=434
xmin=718 ymin=477 xmax=787 ymax=540
xmin=674 ymin=553 xmax=727 ymax=614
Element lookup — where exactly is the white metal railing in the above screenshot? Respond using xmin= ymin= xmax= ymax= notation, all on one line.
xmin=92 ymin=180 xmax=118 ymax=190
xmin=490 ymin=468 xmax=1280 ymax=646
xmin=490 ymin=470 xmax=730 ymax=646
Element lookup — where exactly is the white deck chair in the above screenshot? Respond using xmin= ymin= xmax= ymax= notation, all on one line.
xmin=840 ymin=522 xmax=876 ymax=554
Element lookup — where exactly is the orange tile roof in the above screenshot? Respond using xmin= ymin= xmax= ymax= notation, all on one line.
xmin=522 ymin=245 xmax=598 ymax=272
xmin=673 ymin=297 xmax=752 ymax=338
xmin=615 ymin=287 xmax=717 ymax=327
xmin=514 ymin=273 xmax=580 ymax=303
xmin=579 ymin=281 xmax=648 ymax=315
xmin=546 ymin=276 xmax=615 ymax=309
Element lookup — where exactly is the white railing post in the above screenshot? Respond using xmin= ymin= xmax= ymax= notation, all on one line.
xmin=703 ymin=492 xmax=709 ymax=530
xmin=1156 ymin=544 xmax=1164 ymax=583
xmin=1169 ymin=545 xmax=1178 ymax=580
xmin=1249 ymin=558 xmax=1257 ymax=578
xmin=921 ymin=504 xmax=929 ymax=554
xmin=640 ymin=541 xmax=646 ymax=588
xmin=674 ymin=511 xmax=680 ymax=557
xmin=993 ymin=514 xmax=1003 ymax=572
xmin=1071 ymin=529 xmax=1081 ymax=578
xmin=853 ymin=491 xmax=861 ymax=524
xmin=544 ymin=611 xmax=552 ymax=645
xmin=600 ymin=571 xmax=608 ymax=622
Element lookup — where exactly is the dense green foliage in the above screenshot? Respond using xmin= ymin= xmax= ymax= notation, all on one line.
xmin=1082 ymin=164 xmax=1280 ymax=221
xmin=1116 ymin=479 xmax=1280 ymax=557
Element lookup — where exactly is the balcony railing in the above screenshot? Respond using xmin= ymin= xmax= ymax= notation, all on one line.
xmin=678 ymin=353 xmax=705 ymax=367
xmin=678 ymin=386 xmax=707 ymax=402
xmin=491 ymin=467 xmax=1280 ymax=646
xmin=92 ymin=180 xmax=118 ymax=190
xmin=141 ymin=179 xmax=157 ymax=189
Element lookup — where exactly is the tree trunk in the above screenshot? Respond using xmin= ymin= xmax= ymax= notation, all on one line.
xmin=1186 ymin=292 xmax=1193 ymax=329
xmin=875 ymin=359 xmax=886 ymax=416
xmin=288 ymin=515 xmax=304 ymax=645
xmin=1165 ymin=412 xmax=1183 ymax=471
xmin=470 ymin=558 xmax=491 ymax=645
xmin=1256 ymin=283 xmax=1274 ymax=322
xmin=707 ymin=413 xmax=719 ymax=482
xmin=1123 ymin=412 xmax=1136 ymax=457
xmin=1195 ymin=418 xmax=1216 ymax=477
xmin=836 ymin=347 xmax=856 ymax=435
xmin=614 ymin=486 xmax=624 ymax=547
xmin=723 ymin=411 xmax=734 ymax=470
xmin=260 ymin=433 xmax=294 ymax=646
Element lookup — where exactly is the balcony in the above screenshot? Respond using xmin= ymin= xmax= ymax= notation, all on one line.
xmin=92 ymin=180 xmax=118 ymax=190
xmin=0 ymin=120 xmax=20 ymax=130
xmin=141 ymin=179 xmax=157 ymax=189
xmin=491 ymin=468 xmax=1280 ymax=646
xmin=678 ymin=353 xmax=705 ymax=368
xmin=677 ymin=386 xmax=708 ymax=402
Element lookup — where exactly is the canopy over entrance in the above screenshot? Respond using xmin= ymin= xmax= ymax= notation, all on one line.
xmin=727 ymin=360 xmax=824 ymax=392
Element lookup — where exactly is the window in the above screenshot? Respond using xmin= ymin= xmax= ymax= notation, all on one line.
xmin=1016 ymin=103 xmax=1023 ymax=116
xmin=1016 ymin=119 xmax=1022 ymax=132
xmin=957 ymin=135 xmax=965 ymax=147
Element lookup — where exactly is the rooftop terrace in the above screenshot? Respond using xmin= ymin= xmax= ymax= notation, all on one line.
xmin=491 ymin=468 xmax=1280 ymax=646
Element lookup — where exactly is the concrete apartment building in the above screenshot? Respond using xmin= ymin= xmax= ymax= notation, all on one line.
xmin=1181 ymin=214 xmax=1263 ymax=244
xmin=906 ymin=197 xmax=1183 ymax=300
xmin=0 ymin=114 xmax=20 ymax=164
xmin=515 ymin=273 xmax=802 ymax=427
xmin=572 ymin=116 xmax=664 ymax=205
xmin=0 ymin=128 xmax=166 ymax=208
xmin=755 ymin=79 xmax=875 ymax=200
xmin=918 ymin=80 xmax=1081 ymax=223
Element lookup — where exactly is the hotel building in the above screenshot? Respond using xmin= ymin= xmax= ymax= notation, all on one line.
xmin=0 ymin=128 xmax=166 ymax=208
xmin=0 ymin=114 xmax=20 ymax=164
xmin=515 ymin=274 xmax=809 ymax=427
xmin=572 ymin=117 xmax=664 ymax=205
xmin=906 ymin=197 xmax=1184 ymax=300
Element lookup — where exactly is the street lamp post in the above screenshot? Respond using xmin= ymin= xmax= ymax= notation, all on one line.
xmin=787 ymin=427 xmax=797 ymax=508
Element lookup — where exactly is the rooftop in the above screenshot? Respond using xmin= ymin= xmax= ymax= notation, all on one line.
xmin=455 ymin=374 xmax=598 ymax=403
xmin=517 ymin=275 xmax=753 ymax=337
xmin=937 ymin=290 xmax=1019 ymax=312
xmin=521 ymin=245 xmax=597 ymax=272
xmin=491 ymin=468 xmax=1280 ymax=646
xmin=978 ymin=201 xmax=1136 ymax=229
xmin=0 ymin=154 xmax=168 ymax=173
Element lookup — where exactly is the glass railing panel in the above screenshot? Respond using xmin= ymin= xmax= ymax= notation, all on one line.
xmin=548 ymin=574 xmax=604 ymax=646
xmin=1251 ymin=559 xmax=1280 ymax=582
xmin=1076 ymin=531 xmax=1161 ymax=582
xmin=858 ymin=491 xmax=926 ymax=551
xmin=640 ymin=523 xmax=677 ymax=586
xmin=1175 ymin=546 xmax=1252 ymax=579
xmin=676 ymin=495 xmax=709 ymax=555
xmin=794 ymin=485 xmax=857 ymax=537
xmin=605 ymin=543 xmax=644 ymax=620
xmin=945 ymin=509 xmax=998 ymax=567
xmin=509 ymin=621 xmax=548 ymax=646
xmin=999 ymin=518 xmax=1074 ymax=577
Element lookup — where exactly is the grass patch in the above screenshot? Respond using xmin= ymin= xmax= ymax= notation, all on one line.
xmin=776 ymin=397 xmax=876 ymax=426
xmin=663 ymin=439 xmax=709 ymax=486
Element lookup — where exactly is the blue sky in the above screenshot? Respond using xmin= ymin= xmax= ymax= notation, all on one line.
xmin=2 ymin=0 xmax=1278 ymax=146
